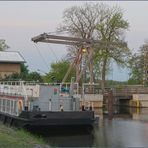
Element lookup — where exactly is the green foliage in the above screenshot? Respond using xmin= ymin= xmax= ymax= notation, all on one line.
xmin=27 ymin=72 xmax=43 ymax=82
xmin=94 ymin=5 xmax=130 ymax=90
xmin=128 ymin=56 xmax=143 ymax=85
xmin=17 ymin=64 xmax=29 ymax=80
xmin=0 ymin=122 xmax=46 ymax=148
xmin=0 ymin=39 xmax=9 ymax=51
xmin=45 ymin=60 xmax=76 ymax=83
xmin=128 ymin=42 xmax=148 ymax=85
xmin=105 ymin=80 xmax=127 ymax=87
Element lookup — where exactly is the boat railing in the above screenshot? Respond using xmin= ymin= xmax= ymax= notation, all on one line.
xmin=0 ymin=81 xmax=40 ymax=98
xmin=0 ymin=81 xmax=80 ymax=97
xmin=0 ymin=81 xmax=40 ymax=86
xmin=82 ymin=83 xmax=103 ymax=94
xmin=0 ymin=84 xmax=34 ymax=97
xmin=0 ymin=98 xmax=19 ymax=116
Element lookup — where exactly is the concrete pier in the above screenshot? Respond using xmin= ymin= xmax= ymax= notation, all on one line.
xmin=78 ymin=94 xmax=103 ymax=109
xmin=130 ymin=94 xmax=148 ymax=108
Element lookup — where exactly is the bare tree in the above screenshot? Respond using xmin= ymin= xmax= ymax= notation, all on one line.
xmin=58 ymin=3 xmax=107 ymax=83
xmin=58 ymin=3 xmax=131 ymax=90
xmin=58 ymin=3 xmax=107 ymax=39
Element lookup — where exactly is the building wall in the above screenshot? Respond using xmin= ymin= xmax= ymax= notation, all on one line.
xmin=0 ymin=63 xmax=21 ymax=79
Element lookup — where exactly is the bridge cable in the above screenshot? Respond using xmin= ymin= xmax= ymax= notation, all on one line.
xmin=47 ymin=44 xmax=59 ymax=61
xmin=34 ymin=44 xmax=50 ymax=71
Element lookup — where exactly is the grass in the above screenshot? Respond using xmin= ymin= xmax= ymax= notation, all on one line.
xmin=0 ymin=122 xmax=50 ymax=148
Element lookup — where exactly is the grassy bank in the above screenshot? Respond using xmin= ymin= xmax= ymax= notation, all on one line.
xmin=0 ymin=122 xmax=49 ymax=148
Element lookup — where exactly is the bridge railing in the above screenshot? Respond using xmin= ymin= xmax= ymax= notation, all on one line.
xmin=113 ymin=87 xmax=148 ymax=96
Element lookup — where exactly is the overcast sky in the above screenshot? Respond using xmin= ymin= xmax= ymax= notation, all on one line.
xmin=0 ymin=1 xmax=148 ymax=81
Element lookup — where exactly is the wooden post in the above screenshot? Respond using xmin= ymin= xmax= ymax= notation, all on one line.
xmin=62 ymin=47 xmax=83 ymax=83
xmin=76 ymin=48 xmax=83 ymax=83
xmin=108 ymin=90 xmax=114 ymax=120
xmin=87 ymin=46 xmax=94 ymax=93
xmin=88 ymin=47 xmax=94 ymax=84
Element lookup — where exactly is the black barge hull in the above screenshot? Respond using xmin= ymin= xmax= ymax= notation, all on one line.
xmin=0 ymin=111 xmax=95 ymax=131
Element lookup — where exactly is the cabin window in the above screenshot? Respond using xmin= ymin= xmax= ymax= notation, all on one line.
xmin=6 ymin=100 xmax=10 ymax=113
xmin=5 ymin=99 xmax=7 ymax=112
xmin=7 ymin=100 xmax=11 ymax=113
xmin=11 ymin=100 xmax=13 ymax=115
xmin=1 ymin=99 xmax=3 ymax=112
xmin=12 ymin=100 xmax=15 ymax=115
xmin=14 ymin=101 xmax=17 ymax=115
xmin=3 ymin=99 xmax=6 ymax=112
xmin=0 ymin=99 xmax=1 ymax=111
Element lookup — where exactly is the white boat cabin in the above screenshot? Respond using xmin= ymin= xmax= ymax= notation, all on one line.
xmin=0 ymin=81 xmax=80 ymax=116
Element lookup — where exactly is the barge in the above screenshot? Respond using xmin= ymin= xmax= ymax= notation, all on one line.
xmin=0 ymin=81 xmax=95 ymax=130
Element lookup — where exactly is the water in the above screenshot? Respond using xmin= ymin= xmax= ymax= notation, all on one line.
xmin=35 ymin=107 xmax=148 ymax=147
xmin=94 ymin=119 xmax=148 ymax=147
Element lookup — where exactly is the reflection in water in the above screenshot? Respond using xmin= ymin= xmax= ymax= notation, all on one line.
xmin=93 ymin=107 xmax=148 ymax=147
xmin=93 ymin=119 xmax=148 ymax=147
xmin=30 ymin=107 xmax=148 ymax=147
xmin=45 ymin=133 xmax=94 ymax=147
xmin=28 ymin=126 xmax=94 ymax=147
xmin=131 ymin=108 xmax=148 ymax=121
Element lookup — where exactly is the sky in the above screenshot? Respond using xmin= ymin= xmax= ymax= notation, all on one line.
xmin=0 ymin=1 xmax=148 ymax=81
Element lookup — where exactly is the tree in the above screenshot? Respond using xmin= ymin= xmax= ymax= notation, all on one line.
xmin=95 ymin=5 xmax=130 ymax=90
xmin=19 ymin=63 xmax=29 ymax=80
xmin=128 ymin=41 xmax=148 ymax=85
xmin=59 ymin=3 xmax=130 ymax=91
xmin=27 ymin=72 xmax=43 ymax=82
xmin=0 ymin=39 xmax=9 ymax=51
xmin=58 ymin=3 xmax=109 ymax=84
xmin=58 ymin=3 xmax=103 ymax=39
xmin=45 ymin=60 xmax=76 ymax=83
xmin=128 ymin=54 xmax=143 ymax=85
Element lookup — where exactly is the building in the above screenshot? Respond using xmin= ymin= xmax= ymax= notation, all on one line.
xmin=0 ymin=51 xmax=25 ymax=79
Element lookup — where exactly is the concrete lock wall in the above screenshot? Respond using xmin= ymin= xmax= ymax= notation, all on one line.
xmin=79 ymin=94 xmax=103 ymax=108
xmin=132 ymin=94 xmax=148 ymax=108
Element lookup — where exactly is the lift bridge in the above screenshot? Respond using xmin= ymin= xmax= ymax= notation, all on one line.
xmin=31 ymin=33 xmax=127 ymax=85
xmin=31 ymin=33 xmax=128 ymax=110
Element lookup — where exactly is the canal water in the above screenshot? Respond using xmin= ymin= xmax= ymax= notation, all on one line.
xmin=37 ymin=107 xmax=148 ymax=147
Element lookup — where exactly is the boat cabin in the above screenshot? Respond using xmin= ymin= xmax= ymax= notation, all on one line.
xmin=0 ymin=81 xmax=80 ymax=116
